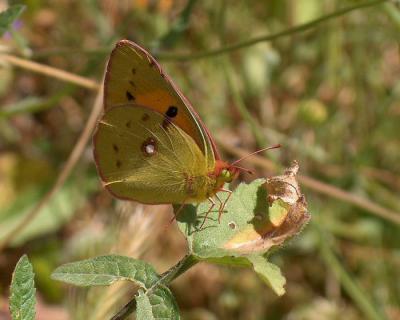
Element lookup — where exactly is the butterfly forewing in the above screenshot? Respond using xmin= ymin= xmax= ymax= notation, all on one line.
xmin=93 ymin=104 xmax=211 ymax=204
xmin=104 ymin=40 xmax=216 ymax=171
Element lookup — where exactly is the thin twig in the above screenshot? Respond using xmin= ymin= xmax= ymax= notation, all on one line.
xmin=297 ymin=175 xmax=400 ymax=225
xmin=31 ymin=0 xmax=387 ymax=61
xmin=0 ymin=87 xmax=103 ymax=251
xmin=32 ymin=47 xmax=110 ymax=58
xmin=0 ymin=54 xmax=100 ymax=90
xmin=157 ymin=0 xmax=388 ymax=61
xmin=362 ymin=166 xmax=400 ymax=190
xmin=218 ymin=140 xmax=400 ymax=225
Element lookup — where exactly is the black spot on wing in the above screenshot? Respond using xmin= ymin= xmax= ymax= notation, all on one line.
xmin=113 ymin=144 xmax=119 ymax=153
xmin=116 ymin=159 xmax=122 ymax=168
xmin=162 ymin=106 xmax=178 ymax=129
xmin=126 ymin=91 xmax=135 ymax=101
xmin=126 ymin=120 xmax=132 ymax=128
xmin=142 ymin=113 xmax=150 ymax=121
xmin=166 ymin=106 xmax=178 ymax=118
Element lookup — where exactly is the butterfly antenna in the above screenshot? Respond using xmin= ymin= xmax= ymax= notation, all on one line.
xmin=230 ymin=144 xmax=281 ymax=166
xmin=231 ymin=165 xmax=254 ymax=175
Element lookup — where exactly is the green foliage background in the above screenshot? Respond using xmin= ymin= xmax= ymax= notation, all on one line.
xmin=0 ymin=0 xmax=399 ymax=319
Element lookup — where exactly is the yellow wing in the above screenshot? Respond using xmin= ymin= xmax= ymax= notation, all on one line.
xmin=93 ymin=104 xmax=215 ymax=204
xmin=104 ymin=40 xmax=216 ymax=171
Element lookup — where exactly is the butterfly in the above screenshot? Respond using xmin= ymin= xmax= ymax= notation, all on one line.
xmin=93 ymin=40 xmax=277 ymax=226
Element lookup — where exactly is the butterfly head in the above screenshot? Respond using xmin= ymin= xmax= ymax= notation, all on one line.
xmin=214 ymin=161 xmax=239 ymax=186
xmin=214 ymin=144 xmax=281 ymax=186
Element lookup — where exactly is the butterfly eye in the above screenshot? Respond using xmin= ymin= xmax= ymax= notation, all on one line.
xmin=221 ymin=169 xmax=230 ymax=178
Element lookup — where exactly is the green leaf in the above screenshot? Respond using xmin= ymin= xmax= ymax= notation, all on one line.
xmin=51 ymin=255 xmax=160 ymax=289
xmin=247 ymin=255 xmax=286 ymax=296
xmin=176 ymin=179 xmax=290 ymax=296
xmin=136 ymin=286 xmax=180 ymax=320
xmin=9 ymin=255 xmax=36 ymax=320
xmin=177 ymin=179 xmax=270 ymax=259
xmin=0 ymin=5 xmax=25 ymax=37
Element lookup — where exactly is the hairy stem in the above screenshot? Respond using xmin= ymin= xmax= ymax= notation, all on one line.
xmin=157 ymin=254 xmax=199 ymax=286
xmin=111 ymin=254 xmax=199 ymax=320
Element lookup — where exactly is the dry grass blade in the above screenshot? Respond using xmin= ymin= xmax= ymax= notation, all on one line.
xmin=0 ymin=87 xmax=104 ymax=251
xmin=0 ymin=54 xmax=100 ymax=90
xmin=218 ymin=140 xmax=400 ymax=225
xmin=297 ymin=175 xmax=400 ymax=225
xmin=362 ymin=166 xmax=400 ymax=190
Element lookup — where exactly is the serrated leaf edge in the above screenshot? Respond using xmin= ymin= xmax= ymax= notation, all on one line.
xmin=51 ymin=255 xmax=160 ymax=289
xmin=9 ymin=254 xmax=36 ymax=320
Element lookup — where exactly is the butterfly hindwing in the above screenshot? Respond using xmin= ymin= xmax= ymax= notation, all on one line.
xmin=93 ymin=104 xmax=211 ymax=204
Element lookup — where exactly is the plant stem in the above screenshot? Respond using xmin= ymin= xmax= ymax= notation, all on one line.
xmin=157 ymin=254 xmax=199 ymax=286
xmin=0 ymin=54 xmax=100 ymax=89
xmin=158 ymin=0 xmax=388 ymax=61
xmin=0 ymin=87 xmax=103 ymax=252
xmin=217 ymin=140 xmax=400 ymax=225
xmin=110 ymin=299 xmax=136 ymax=320
xmin=110 ymin=254 xmax=199 ymax=320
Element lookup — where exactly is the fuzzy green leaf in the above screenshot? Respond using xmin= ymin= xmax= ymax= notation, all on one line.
xmin=136 ymin=286 xmax=180 ymax=320
xmin=0 ymin=5 xmax=25 ymax=37
xmin=247 ymin=255 xmax=286 ymax=296
xmin=176 ymin=179 xmax=289 ymax=296
xmin=9 ymin=255 xmax=36 ymax=320
xmin=177 ymin=179 xmax=268 ymax=259
xmin=51 ymin=255 xmax=159 ymax=289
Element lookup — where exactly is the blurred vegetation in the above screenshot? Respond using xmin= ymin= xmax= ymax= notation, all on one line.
xmin=0 ymin=0 xmax=399 ymax=319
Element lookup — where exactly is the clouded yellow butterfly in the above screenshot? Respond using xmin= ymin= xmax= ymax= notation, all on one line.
xmin=93 ymin=40 xmax=273 ymax=225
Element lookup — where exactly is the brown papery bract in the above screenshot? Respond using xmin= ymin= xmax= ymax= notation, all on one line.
xmin=224 ymin=161 xmax=310 ymax=254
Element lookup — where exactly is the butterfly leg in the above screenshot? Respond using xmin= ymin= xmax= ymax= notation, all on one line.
xmin=168 ymin=201 xmax=187 ymax=225
xmin=215 ymin=193 xmax=223 ymax=223
xmin=217 ymin=189 xmax=233 ymax=223
xmin=200 ymin=197 xmax=216 ymax=229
